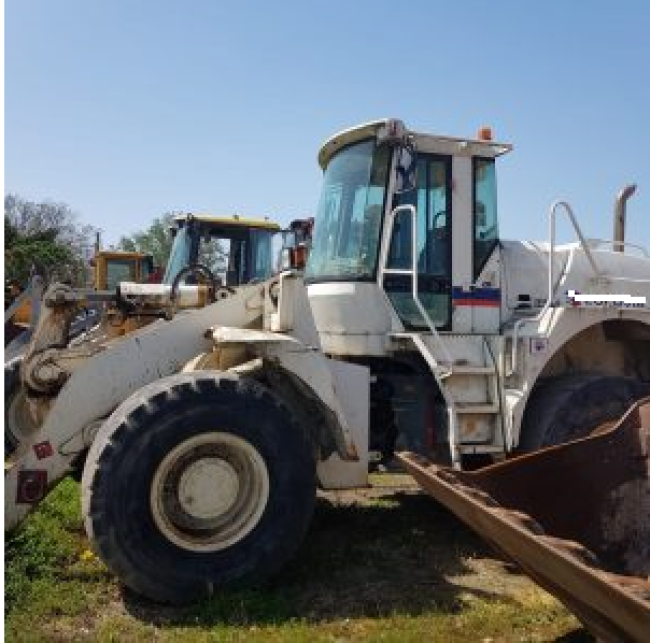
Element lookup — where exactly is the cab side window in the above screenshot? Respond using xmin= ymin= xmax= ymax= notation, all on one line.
xmin=473 ymin=157 xmax=498 ymax=279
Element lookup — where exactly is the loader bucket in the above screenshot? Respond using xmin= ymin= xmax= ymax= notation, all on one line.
xmin=398 ymin=397 xmax=650 ymax=643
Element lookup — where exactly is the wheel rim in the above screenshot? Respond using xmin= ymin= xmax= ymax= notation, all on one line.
xmin=150 ymin=432 xmax=269 ymax=552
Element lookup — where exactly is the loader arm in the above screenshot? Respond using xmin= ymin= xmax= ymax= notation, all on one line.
xmin=5 ymin=283 xmax=265 ymax=531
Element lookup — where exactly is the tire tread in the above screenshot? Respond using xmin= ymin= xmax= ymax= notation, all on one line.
xmin=82 ymin=371 xmax=315 ymax=604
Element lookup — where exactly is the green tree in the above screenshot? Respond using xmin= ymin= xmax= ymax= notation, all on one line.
xmin=117 ymin=213 xmax=175 ymax=268
xmin=118 ymin=214 xmax=227 ymax=275
xmin=4 ymin=194 xmax=96 ymax=287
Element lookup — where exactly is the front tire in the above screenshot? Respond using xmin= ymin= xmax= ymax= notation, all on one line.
xmin=81 ymin=372 xmax=315 ymax=604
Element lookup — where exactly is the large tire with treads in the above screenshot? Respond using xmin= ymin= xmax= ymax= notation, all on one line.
xmin=81 ymin=372 xmax=315 ymax=604
xmin=518 ymin=373 xmax=650 ymax=452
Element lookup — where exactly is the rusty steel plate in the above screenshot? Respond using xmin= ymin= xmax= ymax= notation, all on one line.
xmin=398 ymin=398 xmax=650 ymax=643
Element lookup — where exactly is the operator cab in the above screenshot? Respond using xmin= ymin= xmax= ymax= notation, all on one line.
xmin=306 ymin=119 xmax=512 ymax=355
xmin=164 ymin=214 xmax=281 ymax=289
xmin=112 ymin=214 xmax=312 ymax=321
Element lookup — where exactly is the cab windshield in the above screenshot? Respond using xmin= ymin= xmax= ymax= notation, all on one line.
xmin=305 ymin=139 xmax=391 ymax=281
xmin=163 ymin=226 xmax=192 ymax=285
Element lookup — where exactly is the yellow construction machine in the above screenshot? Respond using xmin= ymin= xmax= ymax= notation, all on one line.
xmin=91 ymin=249 xmax=157 ymax=290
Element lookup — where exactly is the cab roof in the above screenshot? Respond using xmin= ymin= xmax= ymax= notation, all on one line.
xmin=173 ymin=213 xmax=281 ymax=232
xmin=318 ymin=118 xmax=513 ymax=169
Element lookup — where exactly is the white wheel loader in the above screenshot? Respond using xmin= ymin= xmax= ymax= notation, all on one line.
xmin=5 ymin=119 xmax=650 ymax=639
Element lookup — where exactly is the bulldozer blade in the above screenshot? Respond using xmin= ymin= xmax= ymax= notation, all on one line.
xmin=397 ymin=397 xmax=650 ymax=643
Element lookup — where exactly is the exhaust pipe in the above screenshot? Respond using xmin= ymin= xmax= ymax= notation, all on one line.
xmin=613 ymin=184 xmax=636 ymax=252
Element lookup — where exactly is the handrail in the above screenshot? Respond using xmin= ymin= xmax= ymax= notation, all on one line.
xmin=506 ymin=201 xmax=601 ymax=377
xmin=549 ymin=201 xmax=601 ymax=296
xmin=378 ymin=204 xmax=453 ymax=367
xmin=378 ymin=204 xmax=458 ymax=466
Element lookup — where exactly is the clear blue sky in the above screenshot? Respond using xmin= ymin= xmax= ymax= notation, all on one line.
xmin=6 ymin=0 xmax=650 ymax=250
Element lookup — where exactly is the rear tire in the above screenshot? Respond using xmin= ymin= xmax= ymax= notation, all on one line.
xmin=81 ymin=372 xmax=315 ymax=604
xmin=518 ymin=373 xmax=650 ymax=452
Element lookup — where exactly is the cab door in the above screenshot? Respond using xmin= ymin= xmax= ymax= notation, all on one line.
xmin=383 ymin=154 xmax=452 ymax=330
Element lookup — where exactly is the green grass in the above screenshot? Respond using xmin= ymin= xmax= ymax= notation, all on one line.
xmin=5 ymin=475 xmax=592 ymax=642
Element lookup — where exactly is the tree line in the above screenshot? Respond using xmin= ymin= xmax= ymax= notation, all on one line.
xmin=4 ymin=194 xmax=175 ymax=289
xmin=4 ymin=194 xmax=97 ymax=288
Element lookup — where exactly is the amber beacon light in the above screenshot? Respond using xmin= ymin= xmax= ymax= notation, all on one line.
xmin=477 ymin=126 xmax=493 ymax=141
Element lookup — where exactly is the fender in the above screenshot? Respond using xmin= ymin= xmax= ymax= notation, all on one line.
xmin=210 ymin=326 xmax=369 ymax=464
xmin=506 ymin=307 xmax=650 ymax=447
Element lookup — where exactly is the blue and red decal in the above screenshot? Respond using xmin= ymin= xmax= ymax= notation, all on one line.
xmin=452 ymin=287 xmax=501 ymax=307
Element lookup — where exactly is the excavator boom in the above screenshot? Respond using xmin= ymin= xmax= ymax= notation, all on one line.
xmin=399 ymin=398 xmax=650 ymax=642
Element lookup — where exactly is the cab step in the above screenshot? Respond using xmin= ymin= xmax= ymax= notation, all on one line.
xmin=456 ymin=403 xmax=500 ymax=414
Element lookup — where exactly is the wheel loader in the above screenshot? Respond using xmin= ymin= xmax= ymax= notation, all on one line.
xmin=5 ymin=119 xmax=650 ymax=640
xmin=93 ymin=213 xmax=287 ymax=340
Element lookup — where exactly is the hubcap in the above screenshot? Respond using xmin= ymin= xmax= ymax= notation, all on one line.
xmin=150 ymin=432 xmax=269 ymax=552
xmin=178 ymin=458 xmax=239 ymax=519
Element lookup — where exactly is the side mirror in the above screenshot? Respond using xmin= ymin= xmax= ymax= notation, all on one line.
xmin=395 ymin=144 xmax=417 ymax=194
xmin=282 ymin=230 xmax=297 ymax=250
